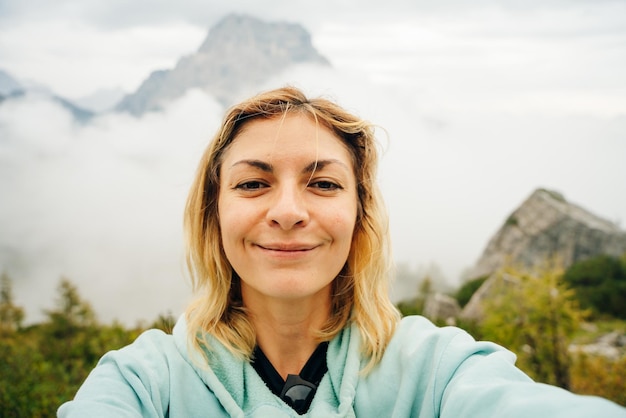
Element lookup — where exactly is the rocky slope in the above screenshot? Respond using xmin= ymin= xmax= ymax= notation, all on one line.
xmin=468 ymin=188 xmax=626 ymax=280
xmin=0 ymin=69 xmax=94 ymax=122
xmin=461 ymin=188 xmax=626 ymax=321
xmin=115 ymin=14 xmax=329 ymax=116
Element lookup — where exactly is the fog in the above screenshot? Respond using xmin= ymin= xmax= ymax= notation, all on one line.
xmin=2 ymin=63 xmax=625 ymax=324
xmin=0 ymin=89 xmax=221 ymax=324
xmin=2 ymin=1 xmax=626 ymax=323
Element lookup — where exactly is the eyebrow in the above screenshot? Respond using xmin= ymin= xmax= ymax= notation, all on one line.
xmin=230 ymin=159 xmax=350 ymax=174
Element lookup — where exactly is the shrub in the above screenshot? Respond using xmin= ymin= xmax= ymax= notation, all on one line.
xmin=570 ymin=353 xmax=626 ymax=406
xmin=455 ymin=275 xmax=488 ymax=308
xmin=563 ymin=255 xmax=626 ymax=319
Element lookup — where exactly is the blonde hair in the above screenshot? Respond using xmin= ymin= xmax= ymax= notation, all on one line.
xmin=184 ymin=86 xmax=399 ymax=371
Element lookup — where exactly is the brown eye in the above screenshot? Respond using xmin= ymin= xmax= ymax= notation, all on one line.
xmin=236 ymin=181 xmax=268 ymax=190
xmin=310 ymin=181 xmax=341 ymax=190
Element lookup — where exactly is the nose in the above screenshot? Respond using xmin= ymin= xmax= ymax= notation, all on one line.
xmin=266 ymin=183 xmax=309 ymax=230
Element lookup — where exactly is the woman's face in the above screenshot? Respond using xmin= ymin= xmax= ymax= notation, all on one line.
xmin=218 ymin=113 xmax=358 ymax=306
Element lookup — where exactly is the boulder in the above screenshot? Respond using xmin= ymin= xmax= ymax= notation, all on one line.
xmin=423 ymin=293 xmax=461 ymax=324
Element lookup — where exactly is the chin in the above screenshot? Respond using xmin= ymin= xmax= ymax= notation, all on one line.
xmin=254 ymin=280 xmax=333 ymax=303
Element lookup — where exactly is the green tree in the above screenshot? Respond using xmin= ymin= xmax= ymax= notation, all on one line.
xmin=480 ymin=261 xmax=586 ymax=389
xmin=44 ymin=277 xmax=96 ymax=331
xmin=455 ymin=275 xmax=488 ymax=308
xmin=563 ymin=254 xmax=626 ymax=319
xmin=0 ymin=272 xmax=24 ymax=335
xmin=0 ymin=277 xmax=142 ymax=416
xmin=149 ymin=311 xmax=177 ymax=333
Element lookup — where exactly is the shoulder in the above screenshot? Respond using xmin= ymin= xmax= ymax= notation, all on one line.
xmin=389 ymin=315 xmax=513 ymax=361
xmin=58 ymin=329 xmax=183 ymax=417
xmin=384 ymin=315 xmax=522 ymax=390
xmin=355 ymin=316 xmax=519 ymax=410
xmin=98 ymin=328 xmax=179 ymax=370
xmin=364 ymin=316 xmax=626 ymax=418
xmin=90 ymin=327 xmax=181 ymax=390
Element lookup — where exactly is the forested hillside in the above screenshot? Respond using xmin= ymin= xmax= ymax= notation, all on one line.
xmin=0 ymin=275 xmax=175 ymax=417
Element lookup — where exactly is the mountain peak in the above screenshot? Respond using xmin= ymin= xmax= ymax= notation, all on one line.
xmin=116 ymin=14 xmax=329 ymax=116
xmin=199 ymin=14 xmax=324 ymax=61
xmin=468 ymin=187 xmax=626 ymax=279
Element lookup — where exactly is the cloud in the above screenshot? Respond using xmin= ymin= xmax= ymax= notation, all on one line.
xmin=0 ymin=20 xmax=206 ymax=98
xmin=313 ymin=8 xmax=626 ymax=119
xmin=213 ymin=64 xmax=626 ymax=285
xmin=0 ymin=0 xmax=319 ymax=30
xmin=3 ymin=1 xmax=626 ymax=107
xmin=1 ymin=56 xmax=626 ymax=326
xmin=0 ymin=89 xmax=222 ymax=324
xmin=3 ymin=0 xmax=625 ymax=32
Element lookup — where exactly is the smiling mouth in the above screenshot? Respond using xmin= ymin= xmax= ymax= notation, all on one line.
xmin=257 ymin=244 xmax=317 ymax=252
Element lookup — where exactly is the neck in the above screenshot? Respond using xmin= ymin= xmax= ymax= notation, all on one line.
xmin=243 ymin=287 xmax=331 ymax=379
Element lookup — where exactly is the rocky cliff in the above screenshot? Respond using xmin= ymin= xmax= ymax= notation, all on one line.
xmin=469 ymin=188 xmax=626 ymax=279
xmin=115 ymin=14 xmax=329 ymax=116
xmin=461 ymin=188 xmax=626 ymax=321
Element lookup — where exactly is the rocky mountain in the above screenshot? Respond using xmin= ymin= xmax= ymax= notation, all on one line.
xmin=50 ymin=94 xmax=95 ymax=122
xmin=460 ymin=188 xmax=626 ymax=322
xmin=0 ymin=68 xmax=94 ymax=121
xmin=74 ymin=87 xmax=126 ymax=113
xmin=0 ymin=69 xmax=23 ymax=96
xmin=468 ymin=188 xmax=626 ymax=280
xmin=115 ymin=14 xmax=330 ymax=116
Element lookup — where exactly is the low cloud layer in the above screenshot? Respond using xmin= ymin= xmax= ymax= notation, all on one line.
xmin=1 ymin=66 xmax=626 ymax=325
xmin=0 ymin=89 xmax=221 ymax=324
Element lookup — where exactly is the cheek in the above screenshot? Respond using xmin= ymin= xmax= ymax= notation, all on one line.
xmin=217 ymin=198 xmax=239 ymax=243
xmin=219 ymin=210 xmax=241 ymax=241
xmin=218 ymin=198 xmax=259 ymax=249
xmin=332 ymin=208 xmax=358 ymax=244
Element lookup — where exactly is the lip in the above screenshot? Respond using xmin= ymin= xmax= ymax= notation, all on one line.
xmin=256 ymin=242 xmax=319 ymax=252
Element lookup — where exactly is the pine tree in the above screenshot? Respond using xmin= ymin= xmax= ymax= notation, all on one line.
xmin=0 ymin=272 xmax=24 ymax=335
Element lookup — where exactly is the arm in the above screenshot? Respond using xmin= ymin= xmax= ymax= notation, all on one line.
xmin=57 ymin=330 xmax=171 ymax=418
xmin=359 ymin=316 xmax=626 ymax=417
xmin=437 ymin=329 xmax=626 ymax=418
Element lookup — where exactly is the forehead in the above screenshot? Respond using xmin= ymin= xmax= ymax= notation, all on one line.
xmin=223 ymin=113 xmax=354 ymax=165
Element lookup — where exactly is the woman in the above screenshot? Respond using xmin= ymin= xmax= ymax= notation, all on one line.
xmin=58 ymin=87 xmax=626 ymax=417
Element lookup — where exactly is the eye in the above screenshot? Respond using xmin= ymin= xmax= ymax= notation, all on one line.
xmin=235 ymin=181 xmax=268 ymax=190
xmin=309 ymin=180 xmax=342 ymax=191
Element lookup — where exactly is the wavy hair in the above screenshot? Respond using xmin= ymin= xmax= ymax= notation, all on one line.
xmin=184 ymin=86 xmax=399 ymax=371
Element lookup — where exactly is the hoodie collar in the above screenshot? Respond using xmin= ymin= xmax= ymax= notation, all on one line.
xmin=172 ymin=316 xmax=362 ymax=417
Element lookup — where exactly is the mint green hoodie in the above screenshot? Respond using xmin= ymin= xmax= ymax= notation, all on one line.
xmin=58 ymin=315 xmax=626 ymax=417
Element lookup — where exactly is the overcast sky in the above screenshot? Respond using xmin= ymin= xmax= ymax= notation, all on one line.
xmin=1 ymin=1 xmax=625 ymax=323
xmin=2 ymin=0 xmax=625 ymax=107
